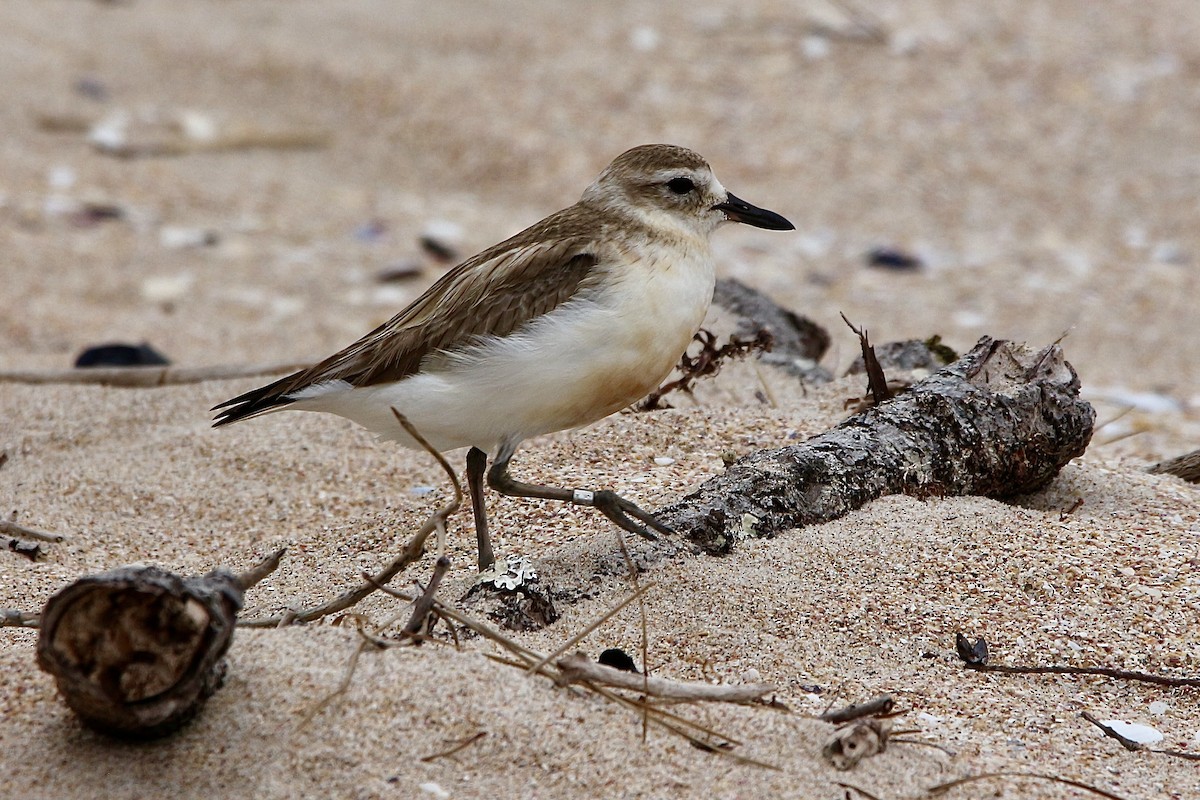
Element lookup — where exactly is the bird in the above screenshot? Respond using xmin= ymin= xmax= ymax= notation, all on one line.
xmin=213 ymin=144 xmax=794 ymax=572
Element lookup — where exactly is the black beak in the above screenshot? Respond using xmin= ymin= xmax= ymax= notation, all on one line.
xmin=714 ymin=192 xmax=795 ymax=231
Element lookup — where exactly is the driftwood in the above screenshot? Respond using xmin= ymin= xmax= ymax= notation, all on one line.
xmin=36 ymin=550 xmax=281 ymax=738
xmin=1148 ymin=448 xmax=1200 ymax=484
xmin=659 ymin=337 xmax=1095 ymax=553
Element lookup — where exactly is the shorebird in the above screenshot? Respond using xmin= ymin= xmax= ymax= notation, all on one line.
xmin=213 ymin=144 xmax=793 ymax=571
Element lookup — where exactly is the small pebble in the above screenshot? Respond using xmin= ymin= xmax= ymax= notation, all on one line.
xmin=653 ymin=456 xmax=675 ymax=466
xmin=178 ymin=109 xmax=218 ymax=142
xmin=866 ymin=246 xmax=923 ymax=271
xmin=376 ymin=261 xmax=424 ymax=282
xmin=418 ymin=782 xmax=449 ymax=799
xmin=419 ymin=220 xmax=464 ymax=263
xmin=74 ymin=76 xmax=109 ymax=101
xmin=629 ymin=26 xmax=660 ymax=52
xmin=160 ymin=226 xmax=219 ymax=249
xmin=1149 ymin=701 xmax=1168 ymax=716
xmin=598 ymin=648 xmax=639 ymax=673
xmin=802 ymin=35 xmax=831 ymax=60
xmin=353 ymin=219 xmax=388 ymax=243
xmin=142 ymin=273 xmax=195 ymax=303
xmin=48 ymin=165 xmax=77 ymax=189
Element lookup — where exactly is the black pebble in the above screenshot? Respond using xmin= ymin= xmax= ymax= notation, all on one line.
xmin=866 ymin=246 xmax=923 ymax=271
xmin=74 ymin=343 xmax=171 ymax=368
xmin=598 ymin=648 xmax=639 ymax=673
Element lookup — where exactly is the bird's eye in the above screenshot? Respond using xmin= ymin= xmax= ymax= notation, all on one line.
xmin=666 ymin=177 xmax=695 ymax=195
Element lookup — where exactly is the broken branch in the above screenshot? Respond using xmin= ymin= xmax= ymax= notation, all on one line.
xmin=660 ymin=338 xmax=1094 ymax=553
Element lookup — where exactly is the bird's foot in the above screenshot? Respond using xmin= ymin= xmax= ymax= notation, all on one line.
xmin=589 ymin=490 xmax=673 ymax=541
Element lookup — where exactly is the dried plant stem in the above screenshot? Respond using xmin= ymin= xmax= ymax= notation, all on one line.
xmin=371 ymin=580 xmax=775 ymax=767
xmin=1081 ymin=710 xmax=1200 ymax=761
xmin=235 ymin=548 xmax=286 ymax=591
xmin=555 ymin=653 xmax=776 ymax=703
xmin=420 ymin=732 xmax=488 ymax=763
xmin=819 ymin=694 xmax=895 ymax=724
xmin=0 ymin=518 xmax=66 ymax=543
xmin=927 ymin=771 xmax=1130 ymax=800
xmin=965 ymin=661 xmax=1200 ymax=688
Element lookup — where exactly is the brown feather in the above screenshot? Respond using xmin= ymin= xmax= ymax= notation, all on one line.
xmin=212 ymin=208 xmax=608 ymax=424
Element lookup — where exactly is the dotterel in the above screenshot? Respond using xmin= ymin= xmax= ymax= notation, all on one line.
xmin=213 ymin=144 xmax=794 ymax=570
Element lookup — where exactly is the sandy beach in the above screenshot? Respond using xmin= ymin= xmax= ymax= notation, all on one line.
xmin=2 ymin=2 xmax=1198 ymax=798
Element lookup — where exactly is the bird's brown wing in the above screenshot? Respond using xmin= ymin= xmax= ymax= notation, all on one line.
xmin=212 ymin=215 xmax=602 ymax=426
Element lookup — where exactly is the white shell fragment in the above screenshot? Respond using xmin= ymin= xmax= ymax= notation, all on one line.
xmin=1099 ymin=720 xmax=1163 ymax=745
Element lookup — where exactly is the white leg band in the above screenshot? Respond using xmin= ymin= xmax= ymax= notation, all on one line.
xmin=572 ymin=489 xmax=595 ymax=506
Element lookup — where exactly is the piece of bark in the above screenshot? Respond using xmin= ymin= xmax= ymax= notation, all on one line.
xmin=35 ymin=553 xmax=280 ymax=738
xmin=1147 ymin=449 xmax=1200 ymax=484
xmin=659 ymin=337 xmax=1094 ymax=553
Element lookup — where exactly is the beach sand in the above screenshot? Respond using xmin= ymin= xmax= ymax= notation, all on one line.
xmin=2 ymin=2 xmax=1198 ymax=798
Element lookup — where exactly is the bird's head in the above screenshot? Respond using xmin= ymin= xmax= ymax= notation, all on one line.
xmin=581 ymin=144 xmax=794 ymax=238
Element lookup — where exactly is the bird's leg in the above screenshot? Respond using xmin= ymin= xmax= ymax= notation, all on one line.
xmin=485 ymin=444 xmax=672 ymax=541
xmin=465 ymin=447 xmax=496 ymax=572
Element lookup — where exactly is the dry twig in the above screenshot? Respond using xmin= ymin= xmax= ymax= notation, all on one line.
xmin=926 ymin=771 xmax=1130 ymax=800
xmin=956 ymin=632 xmax=1200 ymax=688
xmin=819 ymin=694 xmax=895 ymax=724
xmin=420 ymin=732 xmax=488 ymax=763
xmin=555 ymin=652 xmax=776 ymax=704
xmin=0 ymin=517 xmax=67 ymax=543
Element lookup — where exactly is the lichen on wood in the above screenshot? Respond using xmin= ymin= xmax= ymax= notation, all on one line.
xmin=659 ymin=337 xmax=1095 ymax=553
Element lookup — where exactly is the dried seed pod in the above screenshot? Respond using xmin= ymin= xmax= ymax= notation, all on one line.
xmin=36 ymin=565 xmax=245 ymax=738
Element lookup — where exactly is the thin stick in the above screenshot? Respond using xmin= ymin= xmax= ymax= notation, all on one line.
xmin=0 ymin=518 xmax=67 ymax=543
xmin=555 ymin=653 xmax=776 ymax=704
xmin=1080 ymin=710 xmax=1141 ymax=752
xmin=420 ymin=732 xmax=488 ymax=763
xmin=819 ymin=694 xmax=895 ymax=724
xmin=0 ymin=361 xmax=310 ymax=388
xmin=401 ymin=555 xmax=451 ymax=637
xmin=525 ymin=582 xmax=655 ymax=675
xmin=1080 ymin=711 xmax=1200 ymax=761
xmin=234 ymin=548 xmax=286 ymax=592
xmin=927 ymin=771 xmax=1130 ymax=800
xmin=610 ymin=529 xmax=652 ymax=742
xmin=240 ymin=411 xmax=461 ymax=627
xmin=374 ymin=583 xmax=775 ymax=768
xmin=965 ymin=661 xmax=1200 ymax=688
